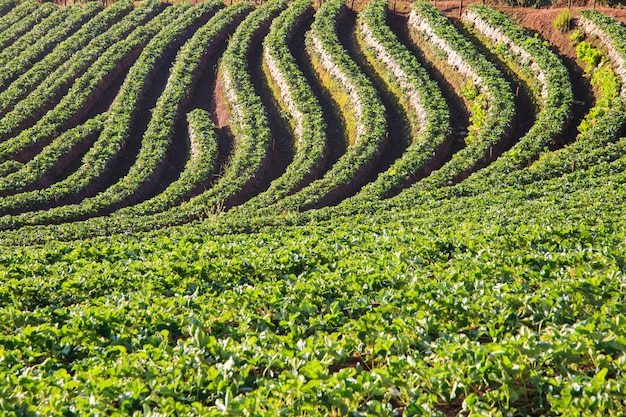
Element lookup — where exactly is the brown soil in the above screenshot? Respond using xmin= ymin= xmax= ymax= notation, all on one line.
xmin=210 ymin=73 xmax=237 ymax=182
xmin=212 ymin=73 xmax=231 ymax=129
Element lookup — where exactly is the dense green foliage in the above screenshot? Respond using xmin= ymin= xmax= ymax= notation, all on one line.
xmin=1 ymin=2 xmax=626 ymax=415
xmin=240 ymin=0 xmax=328 ymax=210
xmin=0 ymin=3 xmax=101 ymax=88
xmin=405 ymin=1 xmax=514 ymax=193
xmin=353 ymin=0 xmax=449 ymax=201
xmin=270 ymin=0 xmax=388 ymax=212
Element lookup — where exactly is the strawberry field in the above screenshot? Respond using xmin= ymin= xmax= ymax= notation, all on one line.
xmin=1 ymin=0 xmax=626 ymax=415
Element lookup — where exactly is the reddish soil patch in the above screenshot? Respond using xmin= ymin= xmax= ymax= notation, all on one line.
xmin=212 ymin=73 xmax=231 ymax=129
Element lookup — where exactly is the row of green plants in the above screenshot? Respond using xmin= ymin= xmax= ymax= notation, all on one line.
xmin=461 ymin=4 xmax=573 ymax=178
xmin=1 ymin=160 xmax=626 ymax=414
xmin=351 ymin=0 xmax=449 ymax=202
xmin=118 ymin=109 xmax=219 ymax=216
xmin=400 ymin=1 xmax=513 ymax=195
xmin=269 ymin=0 xmax=387 ymax=212
xmin=0 ymin=0 xmax=131 ymax=108
xmin=0 ymin=2 xmax=208 ymax=226
xmin=0 ymin=2 xmax=55 ymax=51
xmin=239 ymin=0 xmax=328 ymax=210
xmin=0 ymin=0 xmax=159 ymax=139
xmin=159 ymin=0 xmax=287 ymax=218
xmin=78 ymin=0 xmax=227 ymax=217
xmin=0 ymin=3 xmax=64 ymax=68
xmin=0 ymin=0 xmax=37 ymax=37
xmin=0 ymin=114 xmax=106 ymax=197
xmin=0 ymin=3 xmax=255 ymax=240
xmin=0 ymin=3 xmax=100 ymax=84
xmin=0 ymin=0 xmax=171 ymax=169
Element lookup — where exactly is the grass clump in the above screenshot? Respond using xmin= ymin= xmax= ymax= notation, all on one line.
xmin=553 ymin=9 xmax=571 ymax=33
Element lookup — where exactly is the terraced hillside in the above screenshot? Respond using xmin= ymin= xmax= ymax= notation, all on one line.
xmin=2 ymin=0 xmax=626 ymax=415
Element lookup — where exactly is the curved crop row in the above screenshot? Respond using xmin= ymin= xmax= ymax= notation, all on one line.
xmin=0 ymin=114 xmax=106 ymax=197
xmin=0 ymin=0 xmax=159 ymax=136
xmin=240 ymin=0 xmax=328 ymax=210
xmin=0 ymin=2 xmax=55 ymax=52
xmin=0 ymin=1 xmax=38 ymax=38
xmin=0 ymin=3 xmax=101 ymax=85
xmin=351 ymin=0 xmax=449 ymax=202
xmin=0 ymin=0 xmax=173 ymax=167
xmin=579 ymin=10 xmax=626 ymax=94
xmin=269 ymin=0 xmax=387 ymax=212
xmin=0 ymin=2 xmax=204 ymax=222
xmin=117 ymin=109 xmax=219 ymax=216
xmin=396 ymin=1 xmax=513 ymax=195
xmin=0 ymin=0 xmax=131 ymax=108
xmin=152 ymin=0 xmax=288 ymax=216
xmin=0 ymin=2 xmax=253 ymax=230
xmin=461 ymin=4 xmax=573 ymax=175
